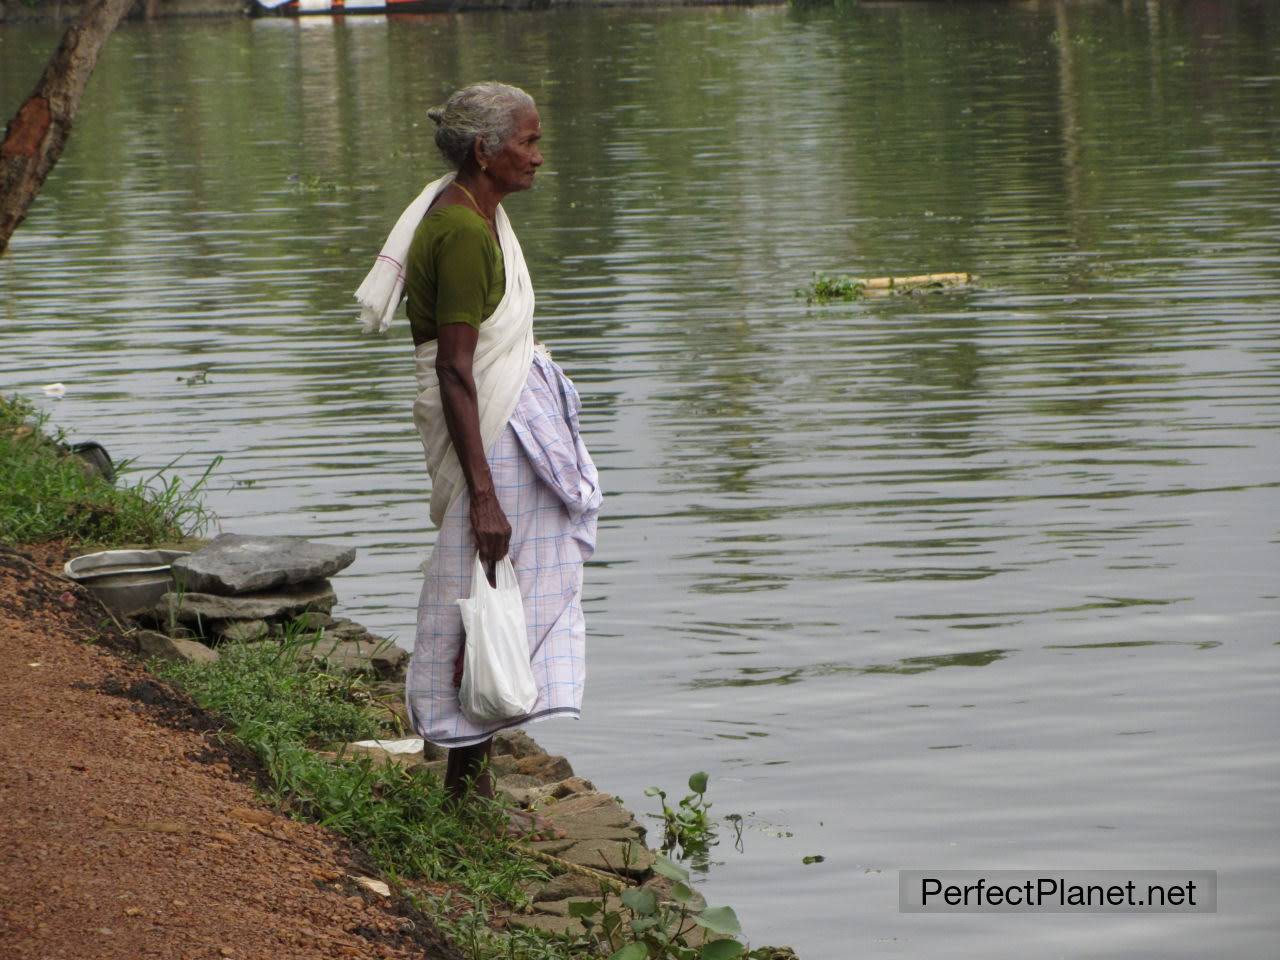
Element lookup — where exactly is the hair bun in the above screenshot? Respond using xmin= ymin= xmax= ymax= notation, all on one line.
xmin=426 ymin=106 xmax=445 ymax=125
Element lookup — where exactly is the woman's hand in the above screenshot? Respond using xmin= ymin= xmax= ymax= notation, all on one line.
xmin=456 ymin=489 xmax=510 ymax=686
xmin=469 ymin=487 xmax=511 ymax=585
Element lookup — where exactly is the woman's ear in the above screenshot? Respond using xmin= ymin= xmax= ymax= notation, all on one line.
xmin=471 ymin=137 xmax=489 ymax=173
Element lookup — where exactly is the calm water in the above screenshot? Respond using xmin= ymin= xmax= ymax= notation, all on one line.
xmin=3 ymin=2 xmax=1278 ymax=956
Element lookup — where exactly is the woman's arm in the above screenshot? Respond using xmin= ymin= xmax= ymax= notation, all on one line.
xmin=435 ymin=322 xmax=511 ymax=578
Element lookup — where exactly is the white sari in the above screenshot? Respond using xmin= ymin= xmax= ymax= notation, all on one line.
xmin=354 ymin=173 xmax=536 ymax=526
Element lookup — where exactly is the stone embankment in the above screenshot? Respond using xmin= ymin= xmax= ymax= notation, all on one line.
xmin=135 ymin=532 xmax=410 ymax=685
xmin=101 ymin=531 xmax=795 ymax=950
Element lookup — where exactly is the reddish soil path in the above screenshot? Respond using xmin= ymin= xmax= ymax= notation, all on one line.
xmin=0 ymin=544 xmax=449 ymax=960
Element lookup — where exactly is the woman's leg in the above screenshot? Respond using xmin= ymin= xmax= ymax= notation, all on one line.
xmin=443 ymin=736 xmax=566 ymax=840
xmin=444 ymin=737 xmax=494 ymax=802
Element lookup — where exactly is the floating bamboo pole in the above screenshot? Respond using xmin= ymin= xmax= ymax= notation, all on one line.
xmin=859 ymin=272 xmax=972 ymax=290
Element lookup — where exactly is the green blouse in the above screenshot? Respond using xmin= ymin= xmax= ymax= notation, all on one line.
xmin=404 ymin=204 xmax=505 ymax=345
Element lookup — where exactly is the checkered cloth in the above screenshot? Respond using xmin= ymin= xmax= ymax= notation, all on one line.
xmin=406 ymin=349 xmax=602 ymax=747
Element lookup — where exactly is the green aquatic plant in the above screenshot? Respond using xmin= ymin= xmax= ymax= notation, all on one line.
xmin=799 ymin=270 xmax=974 ymax=303
xmin=798 ymin=273 xmax=866 ymax=303
xmin=646 ymin=772 xmax=717 ymax=862
xmin=571 ymin=852 xmax=782 ymax=960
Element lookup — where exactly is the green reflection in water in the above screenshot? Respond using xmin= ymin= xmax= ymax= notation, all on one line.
xmin=898 ymin=594 xmax=1188 ymax=622
xmin=689 ymin=647 xmax=1010 ymax=689
xmin=1046 ymin=639 xmax=1221 ymax=651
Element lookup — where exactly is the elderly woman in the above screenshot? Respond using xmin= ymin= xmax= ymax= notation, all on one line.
xmin=355 ymin=82 xmax=601 ymax=832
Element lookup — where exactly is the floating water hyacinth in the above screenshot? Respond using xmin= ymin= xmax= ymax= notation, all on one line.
xmin=800 ymin=271 xmax=974 ymax=303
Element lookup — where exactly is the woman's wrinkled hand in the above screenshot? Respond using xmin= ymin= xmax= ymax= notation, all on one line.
xmin=469 ymin=488 xmax=511 ymax=585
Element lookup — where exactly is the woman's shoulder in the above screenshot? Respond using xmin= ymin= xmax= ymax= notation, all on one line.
xmin=419 ymin=203 xmax=492 ymax=238
xmin=414 ymin=204 xmax=496 ymax=257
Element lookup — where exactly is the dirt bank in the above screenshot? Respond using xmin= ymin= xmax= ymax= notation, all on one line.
xmin=0 ymin=543 xmax=457 ymax=960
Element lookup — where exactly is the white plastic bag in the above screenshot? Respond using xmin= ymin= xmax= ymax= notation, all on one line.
xmin=457 ymin=554 xmax=538 ymax=725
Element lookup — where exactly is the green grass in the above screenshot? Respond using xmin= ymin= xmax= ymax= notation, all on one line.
xmin=0 ymin=393 xmax=218 ymax=545
xmin=150 ymin=638 xmax=578 ymax=958
xmin=155 ymin=639 xmax=384 ymax=746
xmin=154 ymin=641 xmax=772 ymax=960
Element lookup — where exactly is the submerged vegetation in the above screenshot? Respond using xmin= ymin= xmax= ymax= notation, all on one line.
xmin=0 ymin=393 xmax=218 ymax=545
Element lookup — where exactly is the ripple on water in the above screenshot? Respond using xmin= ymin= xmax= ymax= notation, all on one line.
xmin=3 ymin=4 xmax=1279 ymax=956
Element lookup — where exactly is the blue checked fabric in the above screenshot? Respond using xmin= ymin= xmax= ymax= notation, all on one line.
xmin=406 ymin=349 xmax=602 ymax=747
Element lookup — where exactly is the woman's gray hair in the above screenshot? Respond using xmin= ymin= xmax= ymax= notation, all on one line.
xmin=427 ymin=82 xmax=536 ymax=170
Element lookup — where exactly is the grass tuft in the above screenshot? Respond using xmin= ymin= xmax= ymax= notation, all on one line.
xmin=0 ymin=393 xmax=218 ymax=545
xmin=150 ymin=638 xmax=563 ymax=952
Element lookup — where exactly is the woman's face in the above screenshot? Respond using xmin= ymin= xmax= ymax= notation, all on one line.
xmin=485 ymin=107 xmax=543 ymax=193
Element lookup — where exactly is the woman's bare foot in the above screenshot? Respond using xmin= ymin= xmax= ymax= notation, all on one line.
xmin=506 ymin=808 xmax=567 ymax=842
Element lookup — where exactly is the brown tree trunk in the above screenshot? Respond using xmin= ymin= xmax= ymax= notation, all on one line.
xmin=0 ymin=0 xmax=137 ymax=255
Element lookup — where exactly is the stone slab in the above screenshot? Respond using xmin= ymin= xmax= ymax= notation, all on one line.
xmin=515 ymin=753 xmax=574 ymax=784
xmin=513 ymin=894 xmax=713 ymax=948
xmin=530 ymin=872 xmax=604 ymax=903
xmin=523 ymin=837 xmax=576 ymax=857
xmin=296 ymin=637 xmax=408 ymax=679
xmin=155 ymin=579 xmax=336 ymax=624
xmin=532 ymin=894 xmax=623 ymax=918
xmin=496 ymin=774 xmax=543 ymax=800
xmin=641 ymin=874 xmax=706 ymax=911
xmin=325 ymin=619 xmax=372 ymax=641
xmin=290 ymin=611 xmax=334 ymax=631
xmin=506 ymin=776 xmax=599 ymax=808
xmin=492 ymin=729 xmax=546 ymax=759
xmin=546 ymin=810 xmax=644 ymax=844
xmin=558 ymin=838 xmax=654 ymax=878
xmin=543 ymin=791 xmax=624 ymax=819
xmin=212 ymin=619 xmax=270 ymax=643
xmin=171 ymin=533 xmax=355 ymax=596
xmin=488 ymin=754 xmax=520 ymax=777
xmin=504 ymin=913 xmax=582 ymax=937
xmin=136 ymin=630 xmax=219 ymax=665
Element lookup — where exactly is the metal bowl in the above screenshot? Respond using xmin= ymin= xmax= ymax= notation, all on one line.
xmin=63 ymin=549 xmax=191 ymax=618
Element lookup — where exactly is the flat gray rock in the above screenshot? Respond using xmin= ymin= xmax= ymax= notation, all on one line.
xmin=504 ymin=914 xmax=582 ymax=937
xmin=529 ymin=872 xmax=602 ymax=903
xmin=155 ymin=579 xmax=336 ymax=625
xmin=514 ymin=753 xmax=574 ymax=783
xmin=213 ymin=619 xmax=270 ymax=643
xmin=559 ymin=838 xmax=654 ymax=877
xmin=641 ymin=873 xmax=706 ymax=911
xmin=291 ymin=635 xmax=409 ymax=680
xmin=544 ymin=792 xmax=646 ymax=844
xmin=136 ymin=630 xmax=219 ymax=665
xmin=492 ymin=729 xmax=546 ymax=759
xmin=171 ymin=533 xmax=356 ymax=596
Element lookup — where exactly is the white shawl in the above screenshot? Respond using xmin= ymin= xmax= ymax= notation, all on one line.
xmin=354 ymin=174 xmax=535 ymax=527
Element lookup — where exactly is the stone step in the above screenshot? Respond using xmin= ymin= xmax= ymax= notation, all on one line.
xmin=171 ymin=533 xmax=356 ymax=596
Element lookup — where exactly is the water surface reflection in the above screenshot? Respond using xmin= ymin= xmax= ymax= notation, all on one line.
xmin=2 ymin=2 xmax=1278 ymax=956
